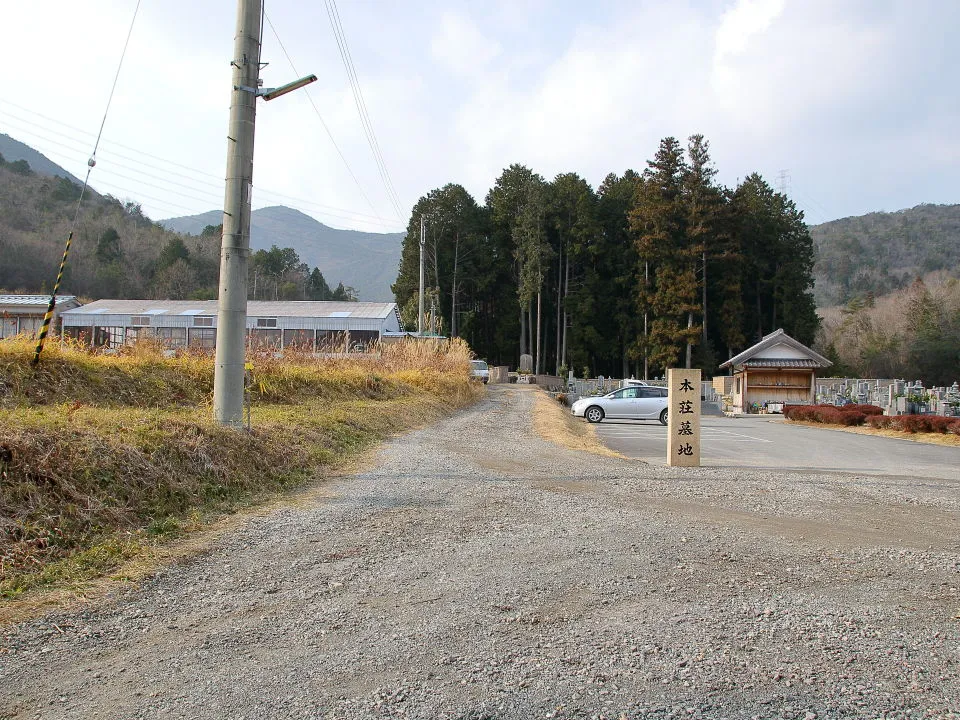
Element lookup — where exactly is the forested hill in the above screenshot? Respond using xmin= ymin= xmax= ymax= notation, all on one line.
xmin=0 ymin=158 xmax=347 ymax=303
xmin=0 ymin=133 xmax=82 ymax=185
xmin=0 ymin=156 xmax=221 ymax=299
xmin=809 ymin=203 xmax=960 ymax=306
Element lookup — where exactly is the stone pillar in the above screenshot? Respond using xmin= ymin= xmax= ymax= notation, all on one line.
xmin=667 ymin=368 xmax=701 ymax=467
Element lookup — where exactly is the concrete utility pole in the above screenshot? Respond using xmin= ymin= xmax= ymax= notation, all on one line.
xmin=214 ymin=0 xmax=316 ymax=426
xmin=213 ymin=0 xmax=262 ymax=427
xmin=418 ymin=214 xmax=426 ymax=335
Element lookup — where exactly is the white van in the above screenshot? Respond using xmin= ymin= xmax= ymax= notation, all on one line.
xmin=470 ymin=360 xmax=489 ymax=383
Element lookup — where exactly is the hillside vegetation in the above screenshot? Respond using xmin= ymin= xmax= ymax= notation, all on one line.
xmin=0 ymin=337 xmax=480 ymax=601
xmin=818 ymin=271 xmax=960 ymax=384
xmin=810 ymin=203 xmax=960 ymax=306
xmin=0 ymin=156 xmax=347 ymax=302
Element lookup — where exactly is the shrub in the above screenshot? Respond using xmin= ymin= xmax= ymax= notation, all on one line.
xmin=870 ymin=414 xmax=960 ymax=434
xmin=846 ymin=404 xmax=884 ymax=416
xmin=784 ymin=404 xmax=870 ymax=426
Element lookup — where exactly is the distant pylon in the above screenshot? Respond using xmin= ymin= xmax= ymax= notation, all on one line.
xmin=776 ymin=169 xmax=791 ymax=195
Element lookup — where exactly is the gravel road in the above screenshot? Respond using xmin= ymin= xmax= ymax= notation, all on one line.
xmin=2 ymin=385 xmax=958 ymax=720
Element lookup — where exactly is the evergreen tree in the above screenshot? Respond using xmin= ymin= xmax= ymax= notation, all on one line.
xmin=95 ymin=227 xmax=122 ymax=264
xmin=731 ymin=174 xmax=819 ymax=346
xmin=548 ymin=172 xmax=598 ymax=374
xmin=486 ymin=165 xmax=545 ymax=362
xmin=683 ymin=134 xmax=725 ymax=372
xmin=307 ymin=268 xmax=332 ymax=300
xmin=629 ymin=137 xmax=698 ymax=374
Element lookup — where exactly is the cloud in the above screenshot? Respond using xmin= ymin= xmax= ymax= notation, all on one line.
xmin=431 ymin=11 xmax=501 ymax=77
xmin=714 ymin=0 xmax=786 ymax=63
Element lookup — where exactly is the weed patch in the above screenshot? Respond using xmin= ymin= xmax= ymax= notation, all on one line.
xmin=0 ymin=337 xmax=480 ymax=599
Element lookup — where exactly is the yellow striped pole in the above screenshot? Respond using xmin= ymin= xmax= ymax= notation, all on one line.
xmin=31 ymin=231 xmax=73 ymax=365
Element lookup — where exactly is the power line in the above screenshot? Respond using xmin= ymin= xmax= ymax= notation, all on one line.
xmin=323 ymin=0 xmax=404 ymax=218
xmin=262 ymin=11 xmax=385 ymax=223
xmin=32 ymin=0 xmax=142 ymax=366
xmin=0 ymin=101 xmax=404 ymax=230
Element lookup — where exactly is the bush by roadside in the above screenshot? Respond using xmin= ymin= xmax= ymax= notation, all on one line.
xmin=784 ymin=403 xmax=960 ymax=435
xmin=783 ymin=404 xmax=883 ymax=426
xmin=867 ymin=414 xmax=960 ymax=434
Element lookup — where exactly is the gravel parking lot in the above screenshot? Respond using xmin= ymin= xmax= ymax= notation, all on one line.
xmin=2 ymin=385 xmax=958 ymax=719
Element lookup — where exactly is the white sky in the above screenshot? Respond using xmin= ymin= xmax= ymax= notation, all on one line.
xmin=2 ymin=0 xmax=956 ymax=233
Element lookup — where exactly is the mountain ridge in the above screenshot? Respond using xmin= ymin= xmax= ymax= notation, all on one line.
xmin=0 ymin=133 xmax=82 ymax=185
xmin=161 ymin=205 xmax=403 ymax=302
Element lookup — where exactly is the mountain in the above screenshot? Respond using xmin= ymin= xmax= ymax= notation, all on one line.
xmin=0 ymin=133 xmax=82 ymax=185
xmin=0 ymin=157 xmax=220 ymax=299
xmin=809 ymin=203 xmax=960 ymax=306
xmin=161 ymin=206 xmax=404 ymax=302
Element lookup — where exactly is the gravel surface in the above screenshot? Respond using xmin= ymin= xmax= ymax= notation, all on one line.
xmin=2 ymin=385 xmax=958 ymax=719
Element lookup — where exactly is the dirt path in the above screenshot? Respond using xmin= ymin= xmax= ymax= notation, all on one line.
xmin=2 ymin=386 xmax=958 ymax=719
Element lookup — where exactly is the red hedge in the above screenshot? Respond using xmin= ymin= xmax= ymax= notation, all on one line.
xmin=784 ymin=404 xmax=877 ymax=426
xmin=867 ymin=414 xmax=960 ymax=434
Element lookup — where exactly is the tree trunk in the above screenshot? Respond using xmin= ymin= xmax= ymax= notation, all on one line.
xmin=555 ymin=243 xmax=562 ymax=374
xmin=562 ymin=253 xmax=569 ymax=370
xmin=702 ymin=249 xmax=708 ymax=344
xmin=535 ymin=292 xmax=542 ymax=375
xmin=450 ymin=232 xmax=460 ymax=337
xmin=756 ymin=282 xmax=763 ymax=341
xmin=685 ymin=312 xmax=693 ymax=369
xmin=519 ymin=305 xmax=527 ymax=357
xmin=643 ymin=261 xmax=649 ymax=380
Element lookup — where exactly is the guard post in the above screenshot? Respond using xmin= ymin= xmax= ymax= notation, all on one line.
xmin=667 ymin=368 xmax=701 ymax=467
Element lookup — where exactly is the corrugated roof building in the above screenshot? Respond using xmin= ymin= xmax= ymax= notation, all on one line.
xmin=60 ymin=300 xmax=404 ymax=352
xmin=0 ymin=294 xmax=81 ymax=339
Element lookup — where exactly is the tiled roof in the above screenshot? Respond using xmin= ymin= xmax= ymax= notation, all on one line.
xmin=720 ymin=328 xmax=832 ymax=369
xmin=741 ymin=359 xmax=823 ymax=368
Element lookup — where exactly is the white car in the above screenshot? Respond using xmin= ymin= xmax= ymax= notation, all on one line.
xmin=470 ymin=359 xmax=489 ymax=383
xmin=571 ymin=385 xmax=669 ymax=424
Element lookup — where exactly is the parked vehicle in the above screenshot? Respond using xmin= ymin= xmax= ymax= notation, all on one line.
xmin=571 ymin=385 xmax=669 ymax=424
xmin=470 ymin=359 xmax=489 ymax=383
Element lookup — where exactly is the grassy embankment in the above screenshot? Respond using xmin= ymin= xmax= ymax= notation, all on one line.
xmin=0 ymin=337 xmax=481 ymax=603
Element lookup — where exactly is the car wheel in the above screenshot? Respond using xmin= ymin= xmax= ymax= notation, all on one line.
xmin=659 ymin=408 xmax=668 ymax=426
xmin=585 ymin=406 xmax=604 ymax=423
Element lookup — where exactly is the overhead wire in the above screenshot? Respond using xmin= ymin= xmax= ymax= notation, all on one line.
xmin=32 ymin=0 xmax=142 ymax=365
xmin=322 ymin=0 xmax=404 ymax=218
xmin=0 ymin=100 xmax=404 ymax=230
xmin=262 ymin=11 xmax=385 ymax=223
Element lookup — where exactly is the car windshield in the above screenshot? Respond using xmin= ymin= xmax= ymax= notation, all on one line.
xmin=472 ymin=361 xmax=488 ymax=370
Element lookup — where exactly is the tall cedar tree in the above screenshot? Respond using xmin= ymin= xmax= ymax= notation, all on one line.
xmin=486 ymin=165 xmax=545 ymax=360
xmin=629 ymin=137 xmax=701 ymax=373
xmin=392 ymin=184 xmax=488 ymax=340
xmin=513 ymin=177 xmax=552 ymax=373
xmin=547 ymin=172 xmax=598 ymax=374
xmin=731 ymin=174 xmax=819 ymax=346
xmin=683 ymin=135 xmax=726 ymax=373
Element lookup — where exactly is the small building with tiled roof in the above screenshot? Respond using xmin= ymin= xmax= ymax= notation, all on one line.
xmin=719 ymin=328 xmax=832 ymax=413
xmin=0 ymin=294 xmax=81 ymax=339
xmin=60 ymin=299 xmax=403 ymax=353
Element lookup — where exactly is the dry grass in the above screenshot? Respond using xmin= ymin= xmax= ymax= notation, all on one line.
xmin=789 ymin=420 xmax=960 ymax=447
xmin=0 ymin=335 xmax=480 ymax=607
xmin=531 ymin=388 xmax=622 ymax=458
